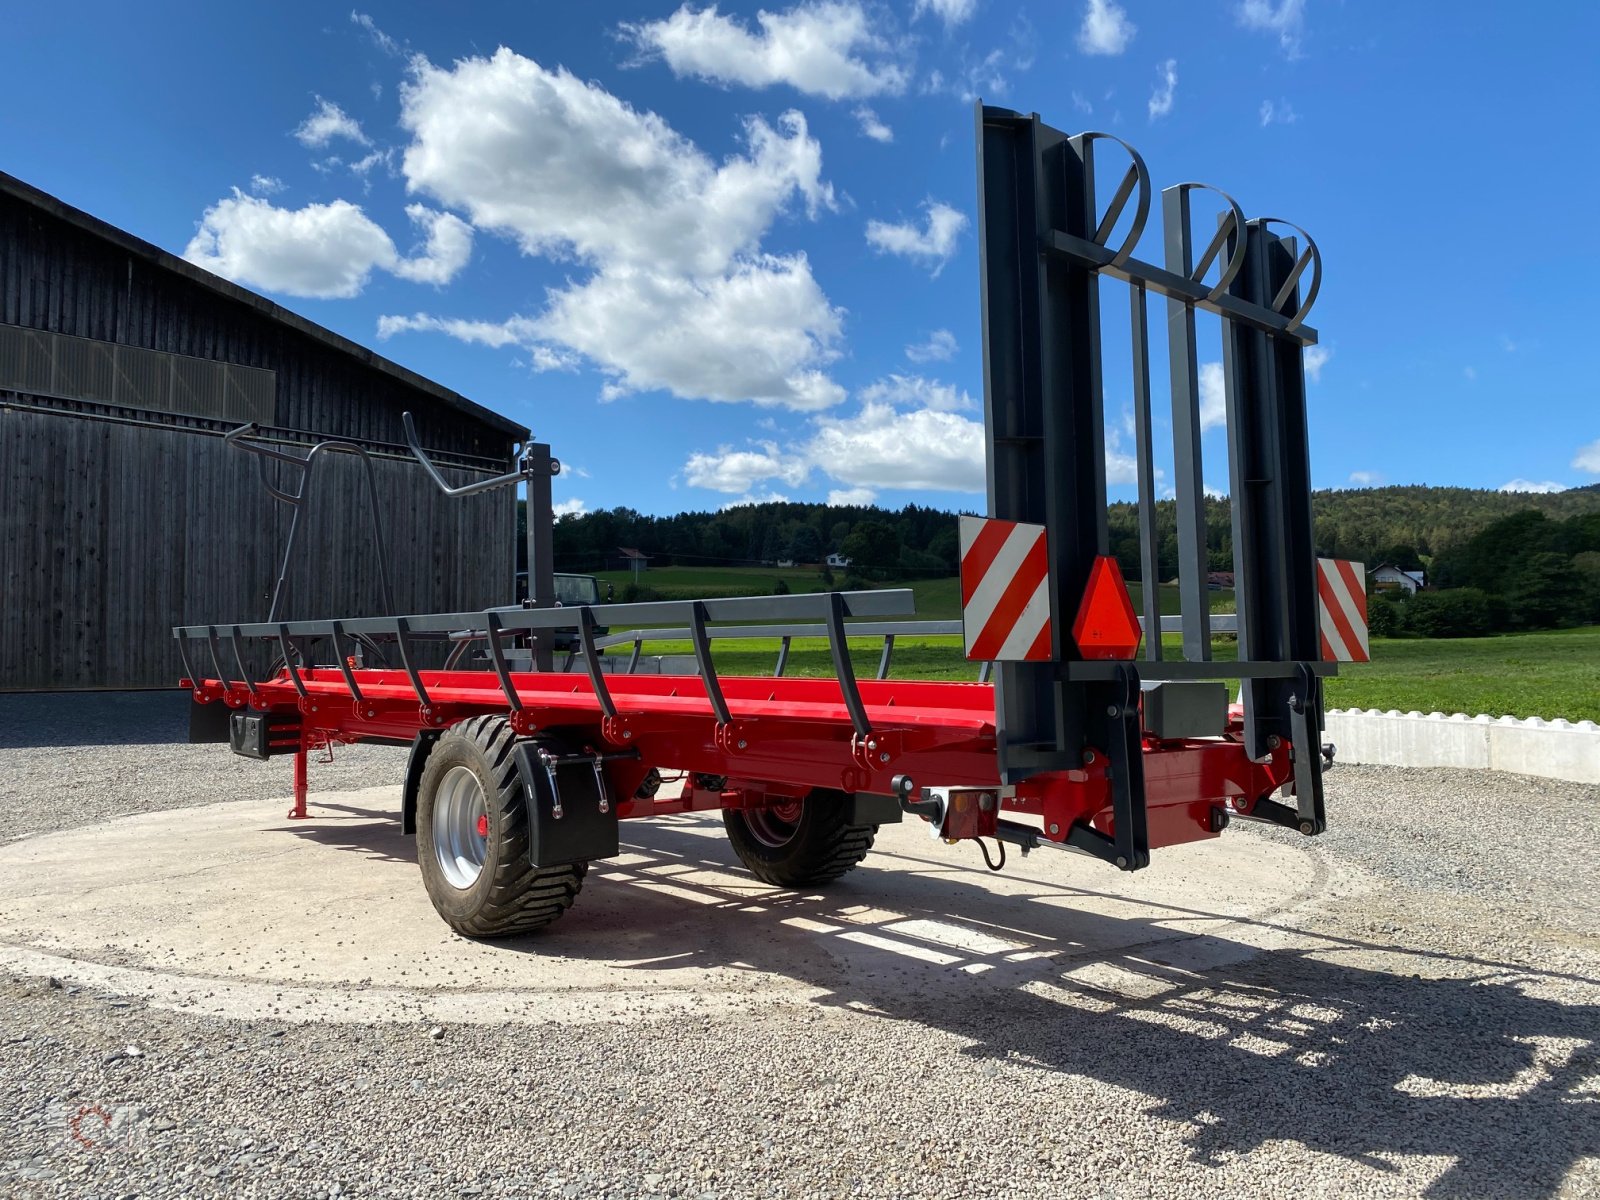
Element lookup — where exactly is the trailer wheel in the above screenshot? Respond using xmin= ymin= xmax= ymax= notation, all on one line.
xmin=415 ymin=715 xmax=586 ymax=938
xmin=722 ymin=789 xmax=877 ymax=888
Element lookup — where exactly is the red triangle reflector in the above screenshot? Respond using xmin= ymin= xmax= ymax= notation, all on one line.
xmin=1072 ymin=556 xmax=1142 ymax=660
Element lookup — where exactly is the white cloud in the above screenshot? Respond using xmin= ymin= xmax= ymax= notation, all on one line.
xmin=905 ymin=329 xmax=958 ymax=362
xmin=1198 ymin=360 xmax=1227 ymax=431
xmin=379 ymin=312 xmax=538 ymax=347
xmin=865 ymin=200 xmax=967 ymax=275
xmin=552 ymin=498 xmax=589 ymax=517
xmin=859 ymin=373 xmax=974 ymax=411
xmin=1259 ymin=98 xmax=1298 ymax=126
xmin=1572 ymin=439 xmax=1600 ymax=473
xmin=1348 ymin=470 xmax=1382 ymax=486
xmin=1148 ymin=59 xmax=1177 ymax=121
xmin=622 ymin=2 xmax=908 ymax=100
xmin=539 ymin=258 xmax=845 ymax=409
xmin=1237 ymin=0 xmax=1306 ymax=57
xmin=854 ymin=106 xmax=894 ymax=142
xmin=387 ymin=205 xmax=474 ymax=285
xmin=1304 ymin=343 xmax=1330 ymax=382
xmin=1071 ymin=89 xmax=1094 ymax=115
xmin=293 ymin=97 xmax=371 ymax=149
xmin=391 ymin=49 xmax=843 ymax=410
xmin=183 ymin=192 xmax=469 ymax=298
xmin=828 ymin=486 xmax=878 ymax=505
xmin=684 ymin=441 xmax=810 ymax=494
xmin=1078 ymin=0 xmax=1135 ymax=55
xmin=1500 ymin=479 xmax=1568 ymax=494
xmin=249 ymin=174 xmax=285 ymax=195
xmin=349 ymin=149 xmax=392 ymax=177
xmin=350 ymin=11 xmax=401 ymax=56
xmin=806 ymin=401 xmax=985 ymax=492
xmin=1203 ymin=483 xmax=1228 ymax=500
xmin=722 ymin=490 xmax=793 ymax=509
xmin=913 ymin=0 xmax=978 ymax=28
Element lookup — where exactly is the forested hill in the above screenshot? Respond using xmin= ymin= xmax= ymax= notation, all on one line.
xmin=1303 ymin=484 xmax=1600 ymax=567
xmin=541 ymin=483 xmax=1600 ymax=579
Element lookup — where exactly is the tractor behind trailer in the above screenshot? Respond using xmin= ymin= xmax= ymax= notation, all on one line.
xmin=178 ymin=104 xmax=1343 ymax=939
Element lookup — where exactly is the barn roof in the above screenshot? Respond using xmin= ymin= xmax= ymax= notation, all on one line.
xmin=0 ymin=170 xmax=528 ymax=442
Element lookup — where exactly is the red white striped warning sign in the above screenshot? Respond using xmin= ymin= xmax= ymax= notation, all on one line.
xmin=1317 ymin=557 xmax=1369 ymax=662
xmin=958 ymin=515 xmax=1053 ymax=661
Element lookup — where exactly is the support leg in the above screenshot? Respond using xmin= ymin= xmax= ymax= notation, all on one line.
xmin=288 ymin=740 xmax=310 ymax=820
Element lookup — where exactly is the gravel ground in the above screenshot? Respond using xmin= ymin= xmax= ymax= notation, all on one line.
xmin=1 ymin=691 xmax=1597 ymax=1199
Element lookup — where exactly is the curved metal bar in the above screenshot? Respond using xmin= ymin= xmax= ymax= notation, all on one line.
xmin=277 ymin=625 xmax=308 ymax=698
xmin=393 ymin=617 xmax=432 ymax=710
xmin=1169 ymin=182 xmax=1248 ymax=303
xmin=625 ymin=638 xmax=642 ymax=676
xmin=1077 ymin=132 xmax=1153 ymax=268
xmin=225 ymin=422 xmax=306 ymax=467
xmin=774 ymin=635 xmax=792 ymax=677
xmin=403 ymin=411 xmax=547 ymax=498
xmin=824 ymin=592 xmax=871 ymax=740
xmin=1251 ymin=216 xmax=1323 ymax=334
xmin=329 ymin=620 xmax=366 ymax=706
xmin=876 ymin=634 xmax=896 ymax=681
xmin=174 ymin=634 xmax=200 ymax=690
xmin=689 ymin=602 xmax=732 ymax=725
xmin=226 ymin=425 xmax=398 ymax=623
xmin=482 ymin=611 xmax=523 ymax=713
xmin=577 ymin=607 xmax=617 ymax=721
xmin=228 ymin=626 xmax=259 ymax=701
xmin=254 ymin=453 xmax=299 ymax=505
xmin=443 ymin=634 xmax=475 ymax=671
xmin=204 ymin=628 xmax=231 ymax=694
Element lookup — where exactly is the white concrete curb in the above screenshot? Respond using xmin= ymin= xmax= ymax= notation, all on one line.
xmin=1324 ymin=708 xmax=1600 ymax=785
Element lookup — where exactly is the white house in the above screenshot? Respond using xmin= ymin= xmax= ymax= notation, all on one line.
xmin=1370 ymin=564 xmax=1425 ymax=595
xmin=825 ymin=552 xmax=852 ymax=569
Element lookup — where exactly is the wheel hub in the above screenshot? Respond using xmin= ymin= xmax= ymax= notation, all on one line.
xmin=433 ymin=765 xmax=490 ymax=889
xmin=744 ymin=797 xmax=804 ymax=849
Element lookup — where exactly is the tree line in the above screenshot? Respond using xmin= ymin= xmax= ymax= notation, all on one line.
xmin=1371 ymin=509 xmax=1600 ymax=637
xmin=534 ymin=484 xmax=1600 ymax=579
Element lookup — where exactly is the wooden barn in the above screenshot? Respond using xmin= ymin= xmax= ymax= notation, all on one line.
xmin=0 ymin=171 xmax=528 ymax=690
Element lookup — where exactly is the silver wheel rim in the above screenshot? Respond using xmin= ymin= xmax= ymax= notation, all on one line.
xmin=745 ymin=797 xmax=804 ymax=849
xmin=433 ymin=765 xmax=490 ymax=889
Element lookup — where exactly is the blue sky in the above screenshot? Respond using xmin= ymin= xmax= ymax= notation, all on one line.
xmin=5 ymin=1 xmax=1598 ymax=516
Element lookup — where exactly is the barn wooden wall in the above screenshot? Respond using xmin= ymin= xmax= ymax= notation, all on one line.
xmin=0 ymin=183 xmax=525 ymax=690
xmin=0 ymin=189 xmax=505 ymax=465
xmin=0 ymin=408 xmax=514 ymax=689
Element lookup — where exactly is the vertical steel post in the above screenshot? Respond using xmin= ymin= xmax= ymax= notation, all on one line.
xmin=975 ymin=106 xmax=1127 ymax=789
xmin=1162 ymin=187 xmax=1212 ymax=661
xmin=525 ymin=442 xmax=557 ymax=673
xmin=1130 ymin=282 xmax=1162 ymax=661
xmin=1223 ymin=225 xmax=1322 ymax=768
xmin=289 ymin=736 xmax=309 ymax=820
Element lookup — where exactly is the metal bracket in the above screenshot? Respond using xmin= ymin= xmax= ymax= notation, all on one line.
xmin=1101 ymin=664 xmax=1150 ymax=870
xmin=1285 ymin=661 xmax=1327 ymax=835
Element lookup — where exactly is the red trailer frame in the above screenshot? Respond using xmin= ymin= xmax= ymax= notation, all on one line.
xmin=176 ymin=101 xmax=1334 ymax=937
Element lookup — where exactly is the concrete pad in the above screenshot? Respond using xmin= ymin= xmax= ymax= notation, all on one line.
xmin=0 ymin=785 xmax=1330 ymax=1026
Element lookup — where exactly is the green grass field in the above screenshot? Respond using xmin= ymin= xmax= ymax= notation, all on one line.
xmin=1323 ymin=626 xmax=1600 ymax=722
xmin=590 ymin=568 xmax=1599 ymax=721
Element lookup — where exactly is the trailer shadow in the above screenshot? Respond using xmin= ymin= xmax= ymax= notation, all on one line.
xmin=278 ymin=802 xmax=420 ymax=866
xmin=267 ymin=805 xmax=1598 ymax=1196
xmin=551 ymin=818 xmax=1596 ymax=1199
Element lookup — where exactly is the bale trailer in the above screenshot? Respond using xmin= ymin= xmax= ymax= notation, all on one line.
xmin=177 ymin=104 xmax=1344 ymax=939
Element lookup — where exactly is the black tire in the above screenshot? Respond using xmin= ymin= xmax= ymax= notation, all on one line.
xmin=722 ymin=789 xmax=877 ymax=887
xmin=415 ymin=715 xmax=585 ymax=938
